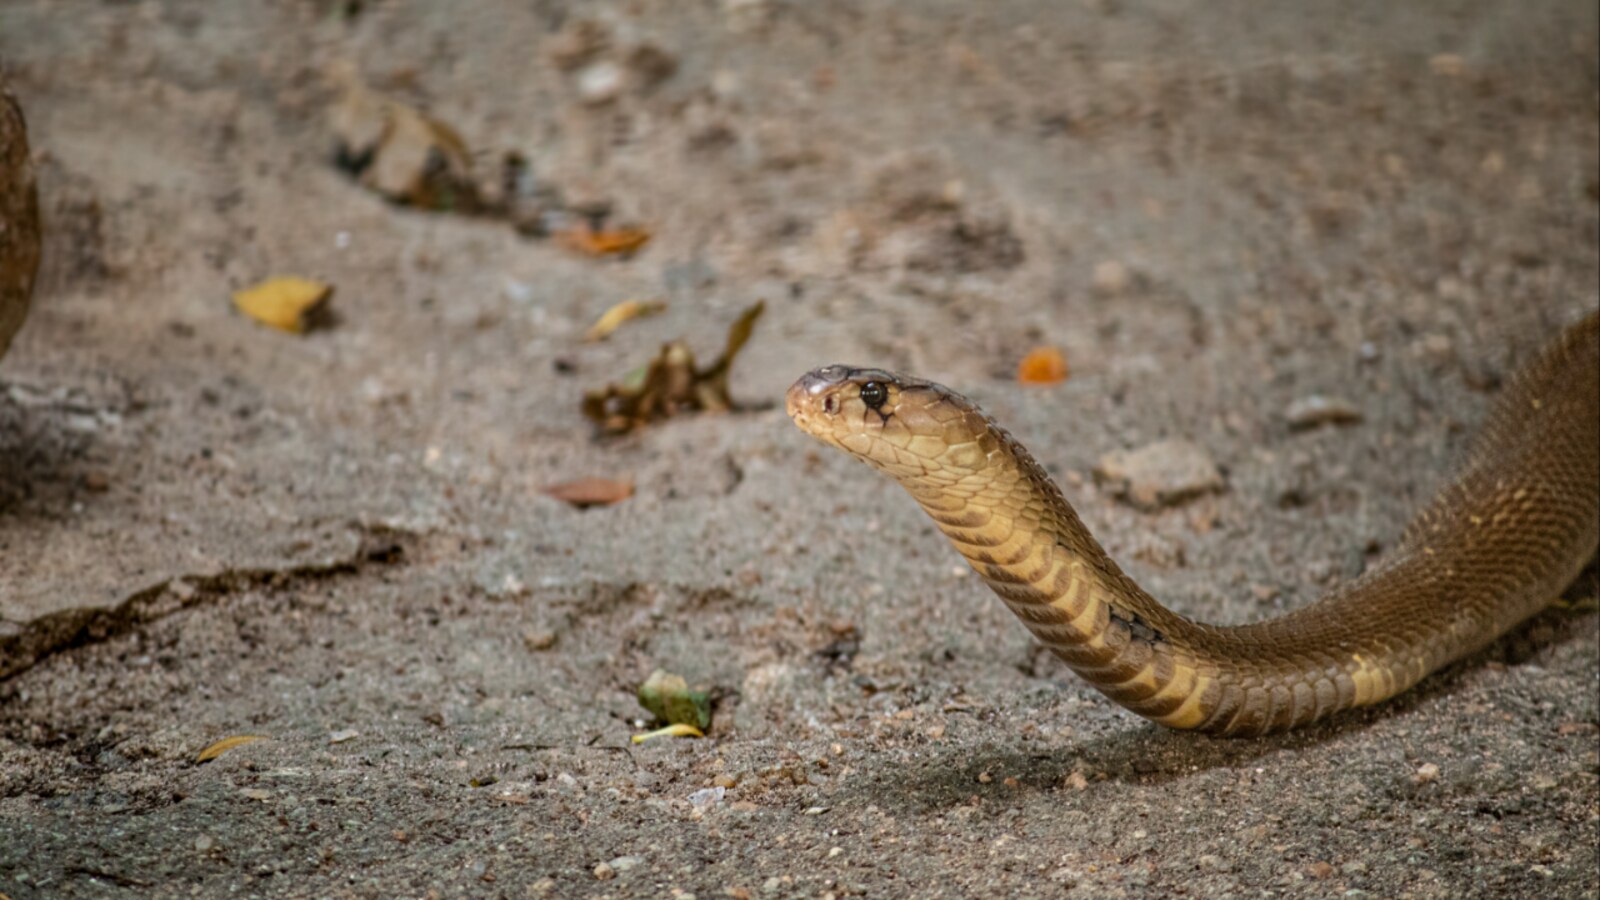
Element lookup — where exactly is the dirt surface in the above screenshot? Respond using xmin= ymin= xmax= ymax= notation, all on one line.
xmin=2 ymin=2 xmax=1597 ymax=897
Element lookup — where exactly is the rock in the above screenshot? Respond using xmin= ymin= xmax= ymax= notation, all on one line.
xmin=1414 ymin=762 xmax=1440 ymax=783
xmin=0 ymin=81 xmax=40 ymax=364
xmin=688 ymin=786 xmax=726 ymax=809
xmin=1095 ymin=439 xmax=1225 ymax=510
xmin=608 ymin=855 xmax=643 ymax=873
xmin=592 ymin=861 xmax=616 ymax=881
xmin=1285 ymin=394 xmax=1363 ymax=430
xmin=1091 ymin=260 xmax=1132 ymax=296
xmin=521 ymin=627 xmax=558 ymax=651
xmin=576 ymin=61 xmax=627 ymax=105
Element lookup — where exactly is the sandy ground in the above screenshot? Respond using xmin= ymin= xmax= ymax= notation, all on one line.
xmin=1 ymin=1 xmax=1597 ymax=897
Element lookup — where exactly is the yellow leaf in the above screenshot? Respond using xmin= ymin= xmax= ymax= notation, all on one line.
xmin=196 ymin=734 xmax=269 ymax=763
xmin=560 ymin=225 xmax=652 ymax=256
xmin=630 ymin=723 xmax=704 ymax=743
xmin=584 ymin=299 xmax=667 ymax=342
xmin=233 ymin=277 xmax=332 ymax=334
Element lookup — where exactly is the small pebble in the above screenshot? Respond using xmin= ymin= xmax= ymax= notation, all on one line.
xmin=522 ymin=628 xmax=558 ymax=651
xmin=593 ymin=862 xmax=616 ymax=881
xmin=194 ymin=835 xmax=215 ymax=852
xmin=609 ymin=856 xmax=643 ymax=873
xmin=1092 ymin=260 xmax=1132 ymax=295
xmin=1307 ymin=861 xmax=1334 ymax=879
xmin=1414 ymin=762 xmax=1440 ymax=783
xmin=689 ymin=786 xmax=726 ymax=809
xmin=328 ymin=729 xmax=360 ymax=744
xmin=576 ymin=61 xmax=626 ymax=105
xmin=977 ymin=772 xmax=993 ymax=784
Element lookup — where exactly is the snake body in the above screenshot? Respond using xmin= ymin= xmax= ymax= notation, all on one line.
xmin=787 ymin=312 xmax=1599 ymax=736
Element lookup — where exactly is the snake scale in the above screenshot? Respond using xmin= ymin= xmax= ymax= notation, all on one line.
xmin=788 ymin=311 xmax=1599 ymax=736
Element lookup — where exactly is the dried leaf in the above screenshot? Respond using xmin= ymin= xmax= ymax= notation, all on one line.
xmin=233 ymin=277 xmax=332 ymax=334
xmin=637 ymin=669 xmax=712 ymax=730
xmin=1017 ymin=346 xmax=1068 ymax=384
xmin=582 ymin=300 xmax=765 ymax=434
xmin=584 ymin=299 xmax=667 ymax=342
xmin=631 ymin=723 xmax=705 ymax=744
xmin=541 ymin=477 xmax=634 ymax=508
xmin=196 ymin=734 xmax=268 ymax=763
xmin=329 ymin=67 xmax=480 ymax=211
xmin=560 ymin=224 xmax=652 ymax=256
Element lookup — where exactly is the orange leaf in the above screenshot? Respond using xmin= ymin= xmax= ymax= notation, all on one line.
xmin=541 ymin=477 xmax=634 ymax=508
xmin=1017 ymin=346 xmax=1068 ymax=384
xmin=561 ymin=225 xmax=652 ymax=256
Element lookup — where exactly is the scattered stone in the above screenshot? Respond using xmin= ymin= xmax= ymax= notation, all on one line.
xmin=689 ymin=786 xmax=726 ymax=809
xmin=1065 ymin=771 xmax=1089 ymax=791
xmin=576 ymin=61 xmax=627 ymax=105
xmin=522 ymin=627 xmax=558 ymax=651
xmin=1307 ymin=861 xmax=1334 ymax=879
xmin=1095 ymin=439 xmax=1225 ymax=510
xmin=1414 ymin=762 xmax=1440 ymax=783
xmin=1285 ymin=394 xmax=1363 ymax=430
xmin=194 ymin=834 xmax=216 ymax=852
xmin=609 ymin=856 xmax=644 ymax=873
xmin=328 ymin=729 xmax=360 ymax=744
xmin=593 ymin=861 xmax=616 ymax=881
xmin=1091 ymin=259 xmax=1132 ymax=296
xmin=977 ymin=772 xmax=993 ymax=784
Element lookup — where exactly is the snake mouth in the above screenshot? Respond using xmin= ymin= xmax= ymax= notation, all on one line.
xmin=786 ymin=366 xmax=853 ymax=437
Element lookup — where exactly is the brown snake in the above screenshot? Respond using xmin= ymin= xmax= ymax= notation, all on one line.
xmin=787 ymin=312 xmax=1599 ymax=736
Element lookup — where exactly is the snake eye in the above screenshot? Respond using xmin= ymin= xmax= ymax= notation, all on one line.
xmin=859 ymin=381 xmax=888 ymax=410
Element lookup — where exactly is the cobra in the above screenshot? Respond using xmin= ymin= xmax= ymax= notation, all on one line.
xmin=787 ymin=312 xmax=1599 ymax=737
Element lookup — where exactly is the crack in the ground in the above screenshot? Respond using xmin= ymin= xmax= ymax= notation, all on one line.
xmin=0 ymin=523 xmax=417 ymax=681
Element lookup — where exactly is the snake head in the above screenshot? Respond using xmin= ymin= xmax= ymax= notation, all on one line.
xmin=786 ymin=365 xmax=1004 ymax=485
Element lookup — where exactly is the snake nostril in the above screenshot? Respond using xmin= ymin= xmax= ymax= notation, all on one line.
xmin=823 ymin=395 xmax=838 ymax=415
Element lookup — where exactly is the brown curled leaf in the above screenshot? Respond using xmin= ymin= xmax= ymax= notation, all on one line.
xmin=584 ymin=298 xmax=667 ymax=342
xmin=196 ymin=735 xmax=269 ymax=763
xmin=541 ymin=477 xmax=634 ymax=508
xmin=581 ymin=300 xmax=765 ymax=434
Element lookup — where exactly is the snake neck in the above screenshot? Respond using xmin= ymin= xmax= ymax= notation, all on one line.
xmin=903 ymin=439 xmax=1244 ymax=731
